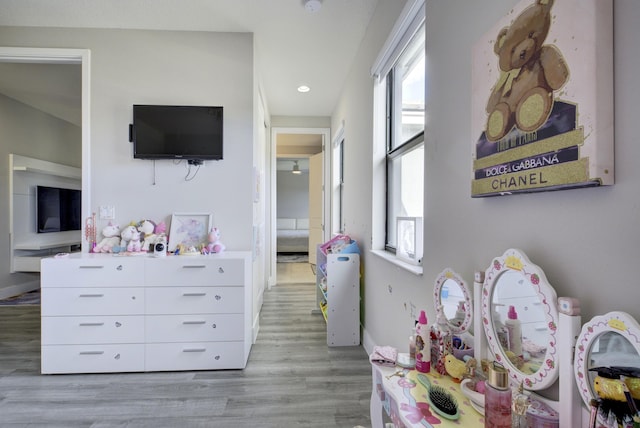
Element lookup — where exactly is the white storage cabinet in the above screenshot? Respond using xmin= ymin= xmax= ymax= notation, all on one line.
xmin=316 ymin=247 xmax=360 ymax=346
xmin=41 ymin=252 xmax=252 ymax=374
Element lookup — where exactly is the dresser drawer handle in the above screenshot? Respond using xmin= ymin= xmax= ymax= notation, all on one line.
xmin=182 ymin=348 xmax=206 ymax=353
xmin=218 ymin=267 xmax=224 ymax=273
xmin=79 ymin=294 xmax=104 ymax=298
xmin=182 ymin=320 xmax=206 ymax=325
xmin=79 ymin=322 xmax=105 ymax=326
xmin=183 ymin=265 xmax=206 ymax=269
xmin=182 ymin=292 xmax=206 ymax=297
xmin=79 ymin=265 xmax=104 ymax=269
xmin=79 ymin=351 xmax=104 ymax=355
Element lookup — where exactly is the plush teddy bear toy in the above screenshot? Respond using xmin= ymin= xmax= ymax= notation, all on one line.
xmin=484 ymin=0 xmax=569 ymax=142
xmin=202 ymin=227 xmax=225 ymax=254
xmin=93 ymin=222 xmax=121 ymax=253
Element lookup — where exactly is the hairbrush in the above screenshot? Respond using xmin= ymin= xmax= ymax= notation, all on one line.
xmin=417 ymin=373 xmax=460 ymax=420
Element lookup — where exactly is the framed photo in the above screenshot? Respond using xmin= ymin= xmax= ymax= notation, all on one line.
xmin=471 ymin=0 xmax=613 ymax=197
xmin=168 ymin=213 xmax=212 ymax=252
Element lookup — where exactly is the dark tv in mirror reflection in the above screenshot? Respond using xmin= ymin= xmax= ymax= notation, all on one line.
xmin=36 ymin=185 xmax=81 ymax=233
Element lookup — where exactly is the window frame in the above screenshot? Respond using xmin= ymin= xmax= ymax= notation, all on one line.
xmin=383 ymin=29 xmax=425 ymax=254
xmin=370 ymin=0 xmax=425 ymax=274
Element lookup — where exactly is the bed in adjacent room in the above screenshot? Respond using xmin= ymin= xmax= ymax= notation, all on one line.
xmin=276 ymin=218 xmax=309 ymax=253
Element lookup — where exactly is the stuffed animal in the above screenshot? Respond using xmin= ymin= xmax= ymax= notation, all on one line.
xmin=154 ymin=220 xmax=167 ymax=235
xmin=120 ymin=225 xmax=138 ymax=249
xmin=484 ymin=0 xmax=569 ymax=142
xmin=126 ymin=230 xmax=142 ymax=252
xmin=444 ymin=354 xmax=468 ymax=382
xmin=202 ymin=227 xmax=225 ymax=254
xmin=93 ymin=222 xmax=121 ymax=253
xmin=137 ymin=219 xmax=156 ymax=252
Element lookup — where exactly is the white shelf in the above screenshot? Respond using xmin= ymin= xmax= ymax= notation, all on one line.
xmin=315 ymin=244 xmax=360 ymax=346
xmin=9 ymin=154 xmax=82 ymax=273
xmin=11 ymin=154 xmax=81 ymax=179
xmin=14 ymin=240 xmax=81 ymax=251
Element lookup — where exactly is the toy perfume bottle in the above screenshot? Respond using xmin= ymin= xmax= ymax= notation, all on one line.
xmin=485 ymin=361 xmax=512 ymax=428
xmin=505 ymin=305 xmax=523 ymax=357
xmin=415 ymin=310 xmax=431 ymax=373
xmin=433 ymin=305 xmax=453 ymax=375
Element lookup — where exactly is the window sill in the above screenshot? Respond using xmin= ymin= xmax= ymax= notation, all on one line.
xmin=370 ymin=249 xmax=423 ymax=276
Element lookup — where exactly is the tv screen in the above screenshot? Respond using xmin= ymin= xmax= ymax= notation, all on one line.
xmin=36 ymin=186 xmax=81 ymax=233
xmin=132 ymin=105 xmax=223 ymax=161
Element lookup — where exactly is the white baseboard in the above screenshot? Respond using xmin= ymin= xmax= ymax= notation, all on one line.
xmin=0 ymin=280 xmax=40 ymax=300
xmin=362 ymin=327 xmax=375 ymax=356
xmin=252 ymin=314 xmax=260 ymax=344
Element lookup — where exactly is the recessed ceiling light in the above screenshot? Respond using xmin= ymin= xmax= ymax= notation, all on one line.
xmin=304 ymin=0 xmax=322 ymax=13
xmin=297 ymin=85 xmax=310 ymax=93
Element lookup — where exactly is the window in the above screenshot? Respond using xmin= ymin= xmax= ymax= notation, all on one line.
xmin=385 ymin=22 xmax=425 ymax=252
xmin=370 ymin=0 xmax=425 ymax=269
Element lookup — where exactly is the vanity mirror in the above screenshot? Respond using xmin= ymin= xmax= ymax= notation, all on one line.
xmin=434 ymin=268 xmax=472 ymax=334
xmin=574 ymin=311 xmax=640 ymax=410
xmin=481 ymin=248 xmax=559 ymax=390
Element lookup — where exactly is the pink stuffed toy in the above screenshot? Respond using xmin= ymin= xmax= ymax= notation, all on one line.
xmin=202 ymin=228 xmax=225 ymax=254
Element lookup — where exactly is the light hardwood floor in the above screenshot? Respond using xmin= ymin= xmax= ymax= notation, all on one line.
xmin=0 ymin=262 xmax=372 ymax=427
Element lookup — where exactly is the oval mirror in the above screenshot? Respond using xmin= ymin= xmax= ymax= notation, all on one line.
xmin=434 ymin=268 xmax=472 ymax=334
xmin=574 ymin=311 xmax=640 ymax=409
xmin=481 ymin=248 xmax=559 ymax=390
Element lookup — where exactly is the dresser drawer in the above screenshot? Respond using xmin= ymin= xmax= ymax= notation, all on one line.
xmin=145 ymin=341 xmax=245 ymax=371
xmin=42 ymin=316 xmax=144 ymax=345
xmin=145 ymin=314 xmax=243 ymax=343
xmin=42 ymin=288 xmax=144 ymax=316
xmin=41 ymin=257 xmax=143 ymax=287
xmin=41 ymin=344 xmax=145 ymax=374
xmin=145 ymin=287 xmax=243 ymax=314
xmin=145 ymin=258 xmax=244 ymax=286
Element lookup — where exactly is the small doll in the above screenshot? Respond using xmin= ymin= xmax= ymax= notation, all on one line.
xmin=202 ymin=228 xmax=225 ymax=254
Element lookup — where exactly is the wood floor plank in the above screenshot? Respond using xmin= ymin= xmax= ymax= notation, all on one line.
xmin=0 ymin=278 xmax=372 ymax=427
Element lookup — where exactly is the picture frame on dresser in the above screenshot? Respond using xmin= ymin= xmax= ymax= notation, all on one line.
xmin=168 ymin=212 xmax=212 ymax=252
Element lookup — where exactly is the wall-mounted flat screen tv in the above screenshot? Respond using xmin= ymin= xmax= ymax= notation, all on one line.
xmin=131 ymin=105 xmax=223 ymax=161
xmin=36 ymin=186 xmax=81 ymax=233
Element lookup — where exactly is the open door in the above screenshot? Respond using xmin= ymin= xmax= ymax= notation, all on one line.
xmin=308 ymin=152 xmax=323 ymax=263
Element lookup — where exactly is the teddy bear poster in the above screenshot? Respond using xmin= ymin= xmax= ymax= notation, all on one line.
xmin=470 ymin=0 xmax=613 ymax=197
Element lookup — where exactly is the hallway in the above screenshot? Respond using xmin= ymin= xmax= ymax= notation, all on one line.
xmin=0 ymin=261 xmax=371 ymax=427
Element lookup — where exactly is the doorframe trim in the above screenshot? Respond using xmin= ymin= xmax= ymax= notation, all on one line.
xmin=0 ymin=46 xmax=91 ymax=251
xmin=269 ymin=126 xmax=330 ymax=288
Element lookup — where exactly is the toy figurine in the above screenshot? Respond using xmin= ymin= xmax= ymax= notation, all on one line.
xmin=202 ymin=228 xmax=225 ymax=254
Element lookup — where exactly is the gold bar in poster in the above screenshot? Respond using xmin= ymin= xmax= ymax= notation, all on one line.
xmin=471 ymin=158 xmax=590 ymax=196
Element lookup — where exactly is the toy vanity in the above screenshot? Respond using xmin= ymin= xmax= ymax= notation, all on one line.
xmin=370 ymin=248 xmax=640 ymax=428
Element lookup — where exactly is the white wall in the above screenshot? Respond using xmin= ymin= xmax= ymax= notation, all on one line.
xmin=0 ymin=27 xmax=255 ymax=254
xmin=277 ymin=170 xmax=309 ymax=219
xmin=333 ymin=0 xmax=640 ymax=353
xmin=0 ymin=93 xmax=81 ymax=290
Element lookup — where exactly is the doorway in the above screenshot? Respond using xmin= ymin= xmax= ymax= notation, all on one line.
xmin=0 ymin=47 xmax=91 ymax=250
xmin=270 ymin=127 xmax=330 ymax=287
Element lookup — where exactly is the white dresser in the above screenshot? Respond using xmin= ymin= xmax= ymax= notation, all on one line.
xmin=41 ymin=252 xmax=252 ymax=374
